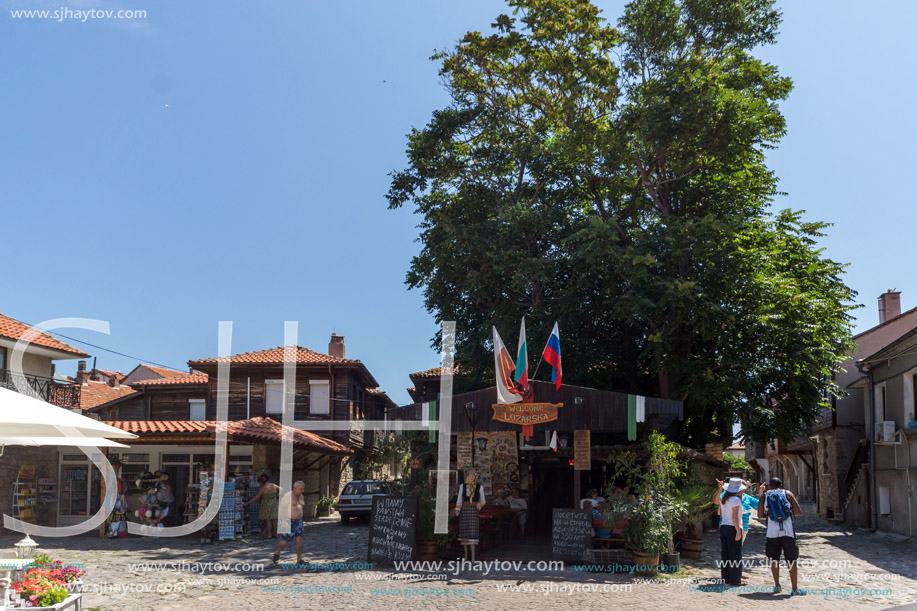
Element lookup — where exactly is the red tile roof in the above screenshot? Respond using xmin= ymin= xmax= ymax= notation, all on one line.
xmin=92 ymin=369 xmax=125 ymax=382
xmin=103 ymin=417 xmax=352 ymax=455
xmin=365 ymin=387 xmax=386 ymax=395
xmin=79 ymin=381 xmax=139 ymax=410
xmin=130 ymin=373 xmax=209 ymax=387
xmin=409 ymin=365 xmax=463 ymax=379
xmin=0 ymin=313 xmax=88 ymax=357
xmin=221 ymin=417 xmax=352 ymax=456
xmin=103 ymin=420 xmax=211 ymax=434
xmin=189 ymin=345 xmax=360 ymax=366
xmin=143 ymin=365 xmax=188 ymax=379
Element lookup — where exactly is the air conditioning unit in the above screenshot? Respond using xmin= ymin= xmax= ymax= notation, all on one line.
xmin=875 ymin=421 xmax=896 ymax=444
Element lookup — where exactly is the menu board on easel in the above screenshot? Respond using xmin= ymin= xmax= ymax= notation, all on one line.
xmin=457 ymin=432 xmax=473 ymax=471
xmin=552 ymin=508 xmax=592 ymax=561
xmin=368 ymin=496 xmax=418 ymax=564
xmin=574 ymin=430 xmax=591 ymax=471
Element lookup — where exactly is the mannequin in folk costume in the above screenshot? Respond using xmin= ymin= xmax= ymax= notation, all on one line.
xmin=454 ymin=470 xmax=485 ymax=561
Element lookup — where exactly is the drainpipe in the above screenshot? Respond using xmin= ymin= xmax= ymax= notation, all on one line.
xmin=892 ymin=429 xmax=913 ymax=537
xmin=246 ymin=377 xmax=251 ymax=419
xmin=857 ymin=361 xmax=879 ymax=532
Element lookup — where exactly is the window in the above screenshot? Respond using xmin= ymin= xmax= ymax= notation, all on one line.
xmin=265 ymin=380 xmax=284 ymax=414
xmin=189 ymin=399 xmax=206 ymax=421
xmin=309 ymin=379 xmax=330 ymax=415
xmin=0 ymin=346 xmax=6 ymax=370
xmin=107 ymin=408 xmax=119 ymax=420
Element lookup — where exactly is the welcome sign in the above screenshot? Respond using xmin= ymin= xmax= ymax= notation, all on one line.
xmin=491 ymin=402 xmax=561 ymax=425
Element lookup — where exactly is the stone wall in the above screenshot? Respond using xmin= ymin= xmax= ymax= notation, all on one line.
xmin=1 ymin=446 xmax=59 ymax=531
xmin=815 ymin=431 xmax=840 ymax=518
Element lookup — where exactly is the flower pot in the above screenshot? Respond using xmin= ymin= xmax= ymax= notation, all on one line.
xmin=316 ymin=505 xmax=331 ymax=517
xmin=660 ymin=552 xmax=680 ymax=573
xmin=14 ymin=593 xmax=81 ymax=611
xmin=629 ymin=551 xmax=659 ymax=575
xmin=418 ymin=541 xmax=438 ymax=561
xmin=681 ymin=538 xmax=703 ymax=559
xmin=63 ymin=580 xmax=83 ymax=594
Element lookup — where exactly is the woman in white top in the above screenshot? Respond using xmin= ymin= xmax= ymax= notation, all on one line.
xmin=719 ymin=478 xmax=745 ymax=587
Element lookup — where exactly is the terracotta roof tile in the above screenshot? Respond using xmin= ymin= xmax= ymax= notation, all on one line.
xmin=102 ymin=417 xmax=352 ymax=455
xmin=189 ymin=345 xmax=361 ymax=367
xmin=78 ymin=381 xmax=138 ymax=410
xmin=130 ymin=373 xmax=209 ymax=387
xmin=365 ymin=387 xmax=386 ymax=395
xmin=103 ymin=420 xmax=210 ymax=434
xmin=409 ymin=365 xmax=463 ymax=379
xmin=0 ymin=313 xmax=88 ymax=357
xmin=143 ymin=365 xmax=188 ymax=379
xmin=221 ymin=417 xmax=352 ymax=456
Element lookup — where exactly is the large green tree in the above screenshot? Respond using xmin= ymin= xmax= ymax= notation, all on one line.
xmin=387 ymin=0 xmax=856 ymax=444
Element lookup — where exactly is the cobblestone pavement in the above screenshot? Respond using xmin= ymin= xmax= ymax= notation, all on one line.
xmin=1 ymin=507 xmax=915 ymax=610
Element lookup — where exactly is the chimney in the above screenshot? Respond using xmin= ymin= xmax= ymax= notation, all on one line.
xmin=108 ymin=375 xmax=120 ymax=389
xmin=878 ymin=289 xmax=902 ymax=324
xmin=329 ymin=334 xmax=345 ymax=359
xmin=76 ymin=360 xmax=90 ymax=385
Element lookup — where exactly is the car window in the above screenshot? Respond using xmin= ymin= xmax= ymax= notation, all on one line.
xmin=343 ymin=483 xmax=363 ymax=495
xmin=364 ymin=482 xmax=385 ymax=494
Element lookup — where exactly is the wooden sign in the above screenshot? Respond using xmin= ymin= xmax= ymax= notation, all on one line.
xmin=492 ymin=403 xmax=561 ymax=425
xmin=367 ymin=496 xmax=418 ymax=564
xmin=407 ymin=457 xmax=422 ymax=469
xmin=552 ymin=508 xmax=592 ymax=561
xmin=573 ymin=430 xmax=590 ymax=471
xmin=457 ymin=432 xmax=473 ymax=470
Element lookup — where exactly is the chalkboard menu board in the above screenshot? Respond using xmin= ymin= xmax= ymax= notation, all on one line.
xmin=552 ymin=508 xmax=592 ymax=561
xmin=367 ymin=496 xmax=418 ymax=564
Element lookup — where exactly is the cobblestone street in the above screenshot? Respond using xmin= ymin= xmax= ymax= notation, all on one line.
xmin=2 ymin=506 xmax=915 ymax=610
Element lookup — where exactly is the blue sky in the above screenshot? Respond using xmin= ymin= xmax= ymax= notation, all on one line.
xmin=2 ymin=0 xmax=915 ymax=406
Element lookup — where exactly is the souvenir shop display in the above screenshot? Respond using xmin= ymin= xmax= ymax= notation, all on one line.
xmin=218 ymin=481 xmax=237 ymax=540
xmin=246 ymin=477 xmax=262 ymax=535
xmin=183 ymin=483 xmax=201 ymax=523
xmin=106 ymin=473 xmax=130 ymax=538
xmin=11 ymin=466 xmax=38 ymax=524
xmin=132 ymin=472 xmax=173 ymax=528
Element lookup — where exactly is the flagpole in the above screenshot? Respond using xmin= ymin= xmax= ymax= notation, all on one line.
xmin=530 ymin=339 xmax=548 ymax=382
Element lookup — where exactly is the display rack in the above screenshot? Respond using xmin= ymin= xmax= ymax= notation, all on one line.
xmin=12 ymin=465 xmax=38 ymax=523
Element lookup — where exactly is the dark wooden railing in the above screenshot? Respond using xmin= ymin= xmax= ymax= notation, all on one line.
xmin=843 ymin=439 xmax=869 ymax=497
xmin=0 ymin=368 xmax=81 ymax=408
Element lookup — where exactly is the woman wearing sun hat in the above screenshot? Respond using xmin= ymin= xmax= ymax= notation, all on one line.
xmin=719 ymin=478 xmax=745 ymax=587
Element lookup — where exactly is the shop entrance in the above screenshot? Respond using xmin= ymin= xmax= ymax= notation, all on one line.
xmin=529 ymin=460 xmax=575 ymax=534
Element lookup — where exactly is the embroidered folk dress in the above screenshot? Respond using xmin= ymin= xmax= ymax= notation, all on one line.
xmin=455 ymin=483 xmax=485 ymax=544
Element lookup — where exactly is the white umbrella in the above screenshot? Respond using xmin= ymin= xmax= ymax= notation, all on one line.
xmin=0 ymin=386 xmax=137 ymax=440
xmin=0 ymin=437 xmax=129 ymax=448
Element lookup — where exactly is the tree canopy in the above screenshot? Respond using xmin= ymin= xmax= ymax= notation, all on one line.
xmin=387 ymin=0 xmax=856 ymax=445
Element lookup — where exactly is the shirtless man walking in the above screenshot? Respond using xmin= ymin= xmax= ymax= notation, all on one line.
xmin=272 ymin=480 xmax=305 ymax=565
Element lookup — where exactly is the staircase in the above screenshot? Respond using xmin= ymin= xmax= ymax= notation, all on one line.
xmin=840 ymin=439 xmax=869 ymax=519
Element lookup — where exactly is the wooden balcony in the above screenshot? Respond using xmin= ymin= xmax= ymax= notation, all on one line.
xmin=0 ymin=368 xmax=81 ymax=409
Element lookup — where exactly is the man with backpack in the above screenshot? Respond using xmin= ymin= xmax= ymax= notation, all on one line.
xmin=757 ymin=477 xmax=804 ymax=595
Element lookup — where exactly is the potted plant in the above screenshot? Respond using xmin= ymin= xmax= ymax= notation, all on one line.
xmin=10 ymin=568 xmax=74 ymax=610
xmin=607 ymin=432 xmax=688 ymax=574
xmin=316 ymin=495 xmax=335 ymax=517
xmin=675 ymin=484 xmax=714 ymax=559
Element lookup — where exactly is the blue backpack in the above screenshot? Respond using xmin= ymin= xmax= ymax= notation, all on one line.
xmin=765 ymin=490 xmax=792 ymax=526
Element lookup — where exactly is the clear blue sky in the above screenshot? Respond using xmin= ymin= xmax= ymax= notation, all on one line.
xmin=2 ymin=0 xmax=915 ymax=406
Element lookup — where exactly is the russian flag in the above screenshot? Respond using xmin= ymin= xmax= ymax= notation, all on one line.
xmin=542 ymin=322 xmax=562 ymax=390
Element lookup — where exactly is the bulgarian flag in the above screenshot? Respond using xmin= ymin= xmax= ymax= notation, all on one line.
xmin=542 ymin=322 xmax=562 ymax=390
xmin=513 ymin=317 xmax=529 ymax=390
xmin=493 ymin=326 xmax=523 ymax=404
